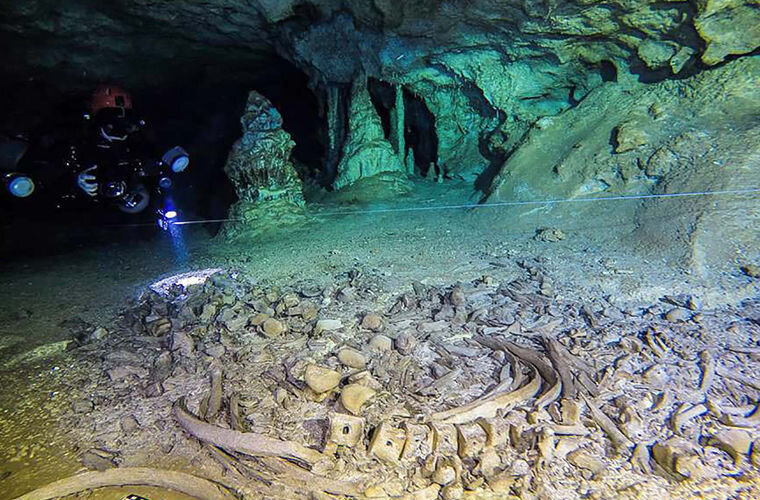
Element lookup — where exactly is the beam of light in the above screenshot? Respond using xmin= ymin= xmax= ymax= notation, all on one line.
xmin=168 ymin=221 xmax=188 ymax=265
xmin=149 ymin=268 xmax=222 ymax=296
xmin=164 ymin=210 xmax=178 ymax=219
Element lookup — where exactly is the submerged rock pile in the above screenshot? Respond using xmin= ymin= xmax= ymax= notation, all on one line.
xmin=20 ymin=264 xmax=760 ymax=499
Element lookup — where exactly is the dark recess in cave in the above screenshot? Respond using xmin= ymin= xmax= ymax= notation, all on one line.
xmin=599 ymin=60 xmax=618 ymax=82
xmin=403 ymin=89 xmax=439 ymax=178
xmin=257 ymin=62 xmax=325 ymax=185
xmin=367 ymin=78 xmax=395 ymax=140
xmin=0 ymin=52 xmax=324 ymax=257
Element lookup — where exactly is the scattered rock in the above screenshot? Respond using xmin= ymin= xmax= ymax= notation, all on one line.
xmin=80 ymin=449 xmax=116 ymax=471
xmin=304 ymin=364 xmax=342 ymax=394
xmin=315 ymin=319 xmax=343 ymax=334
xmin=341 ymin=383 xmax=376 ymax=415
xmin=361 ymin=313 xmax=384 ymax=332
xmin=88 ymin=327 xmax=108 ymax=342
xmin=741 ymin=264 xmax=760 ymax=279
xmin=708 ymin=429 xmax=753 ymax=466
xmin=637 ymin=39 xmax=676 ymax=69
xmin=665 ymin=308 xmax=692 ymax=323
xmin=395 ymin=332 xmax=417 ymax=355
xmin=338 ymin=347 xmax=366 ymax=369
xmin=567 ymin=449 xmax=606 ymax=475
xmin=614 ymin=121 xmax=648 ymax=153
xmin=120 ymin=415 xmax=140 ymax=433
xmin=368 ymin=334 xmax=393 ymax=353
xmin=199 ymin=303 xmax=217 ymax=322
xmin=107 ymin=365 xmax=148 ymax=381
xmin=449 ymin=287 xmax=466 ymax=307
xmin=535 ymin=227 xmax=565 ymax=242
xmin=262 ymin=317 xmax=286 ymax=338
xmin=72 ymin=400 xmax=94 ymax=414
xmin=147 ymin=317 xmax=171 ymax=336
xmin=171 ymin=330 xmax=194 ymax=357
xmin=652 ymin=437 xmax=704 ymax=480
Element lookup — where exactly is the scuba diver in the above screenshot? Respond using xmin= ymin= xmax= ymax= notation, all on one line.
xmin=1 ymin=84 xmax=189 ymax=226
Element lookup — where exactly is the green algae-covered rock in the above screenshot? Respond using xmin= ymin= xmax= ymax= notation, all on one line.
xmin=695 ymin=1 xmax=760 ymax=65
xmin=224 ymin=91 xmax=305 ymax=205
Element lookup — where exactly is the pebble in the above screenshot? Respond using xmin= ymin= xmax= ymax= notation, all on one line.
xmin=450 ymin=287 xmax=466 ymax=307
xmin=304 ymin=364 xmax=342 ymax=393
xmin=369 ymin=334 xmax=393 ymax=352
xmin=120 ymin=415 xmax=140 ymax=433
xmin=341 ymin=384 xmax=376 ymax=415
xmin=250 ymin=313 xmax=269 ymax=326
xmin=567 ymin=449 xmax=606 ymax=475
xmin=88 ymin=327 xmax=108 ymax=342
xmin=171 ymin=330 xmax=194 ymax=357
xmin=665 ymin=308 xmax=691 ymax=322
xmin=361 ymin=313 xmax=384 ymax=332
xmin=741 ymin=264 xmax=760 ymax=279
xmin=395 ymin=332 xmax=417 ymax=355
xmin=72 ymin=400 xmax=94 ymax=414
xmin=338 ymin=347 xmax=366 ymax=369
xmin=315 ymin=319 xmax=343 ymax=334
xmin=262 ymin=318 xmax=286 ymax=337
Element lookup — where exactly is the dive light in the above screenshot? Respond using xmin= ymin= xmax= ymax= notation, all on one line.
xmin=4 ymin=172 xmax=35 ymax=198
xmin=157 ymin=207 xmax=179 ymax=231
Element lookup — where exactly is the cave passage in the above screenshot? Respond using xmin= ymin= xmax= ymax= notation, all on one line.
xmin=403 ymin=88 xmax=439 ymax=178
xmin=367 ymin=78 xmax=440 ymax=179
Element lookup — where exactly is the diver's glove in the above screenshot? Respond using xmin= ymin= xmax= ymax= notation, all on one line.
xmin=77 ymin=165 xmax=98 ymax=197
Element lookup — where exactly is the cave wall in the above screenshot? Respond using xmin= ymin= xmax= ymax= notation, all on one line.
xmin=2 ymin=0 xmax=759 ymax=270
xmin=5 ymin=1 xmax=759 ymax=190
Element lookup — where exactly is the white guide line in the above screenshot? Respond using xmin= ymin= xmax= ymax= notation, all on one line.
xmin=171 ymin=187 xmax=760 ymax=225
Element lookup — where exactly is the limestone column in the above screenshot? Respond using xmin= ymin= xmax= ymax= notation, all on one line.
xmin=389 ymin=84 xmax=407 ymax=171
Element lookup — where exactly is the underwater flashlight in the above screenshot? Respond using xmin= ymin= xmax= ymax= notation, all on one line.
xmin=5 ymin=173 xmax=35 ymax=198
xmin=157 ymin=207 xmax=179 ymax=231
xmin=162 ymin=146 xmax=190 ymax=173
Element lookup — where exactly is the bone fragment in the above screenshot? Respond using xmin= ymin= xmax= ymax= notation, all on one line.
xmin=645 ymin=330 xmax=668 ymax=358
xmin=544 ymin=339 xmax=578 ymax=397
xmin=631 ymin=443 xmax=652 ymax=474
xmin=670 ymin=403 xmax=708 ymax=435
xmin=255 ymin=456 xmax=365 ymax=497
xmin=652 ymin=437 xmax=703 ymax=480
xmin=174 ymin=397 xmax=324 ymax=467
xmin=431 ymin=423 xmax=459 ymax=456
xmin=476 ymin=417 xmax=509 ymax=448
xmin=721 ymin=402 xmax=760 ymax=427
xmin=204 ymin=364 xmax=223 ymax=421
xmin=716 ymin=364 xmax=760 ymax=391
xmin=708 ymin=429 xmax=753 ymax=466
xmin=369 ymin=422 xmax=406 ymax=463
xmin=567 ymin=449 xmax=606 ymax=475
xmin=402 ymin=423 xmax=433 ymax=461
xmin=228 ymin=393 xmax=244 ymax=431
xmin=699 ymin=350 xmax=715 ymax=393
xmin=581 ymin=394 xmax=633 ymax=450
xmin=11 ymin=467 xmax=237 ymax=500
xmin=537 ymin=428 xmax=555 ymax=465
xmin=652 ymin=390 xmax=672 ymax=411
xmin=327 ymin=412 xmax=365 ymax=448
xmin=456 ymin=422 xmax=488 ymax=458
xmin=304 ymin=364 xmax=341 ymax=394
xmin=429 ymin=365 xmax=541 ymax=424
xmin=341 ymin=383 xmax=376 ymax=415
